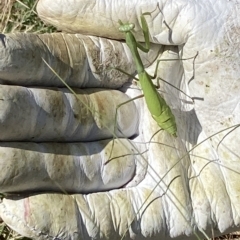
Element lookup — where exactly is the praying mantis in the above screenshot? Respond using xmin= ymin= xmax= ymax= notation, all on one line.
xmin=115 ymin=6 xmax=198 ymax=138
xmin=117 ymin=14 xmax=177 ymax=137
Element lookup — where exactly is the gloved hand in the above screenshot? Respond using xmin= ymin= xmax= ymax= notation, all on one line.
xmin=0 ymin=0 xmax=239 ymax=239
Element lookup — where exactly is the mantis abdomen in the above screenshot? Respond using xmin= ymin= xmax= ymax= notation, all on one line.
xmin=138 ymin=71 xmax=177 ymax=137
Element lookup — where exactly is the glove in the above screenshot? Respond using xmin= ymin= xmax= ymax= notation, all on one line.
xmin=0 ymin=0 xmax=239 ymax=239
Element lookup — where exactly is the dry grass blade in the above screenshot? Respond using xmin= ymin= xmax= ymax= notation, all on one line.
xmin=0 ymin=0 xmax=56 ymax=33
xmin=0 ymin=222 xmax=31 ymax=240
xmin=0 ymin=0 xmax=15 ymax=32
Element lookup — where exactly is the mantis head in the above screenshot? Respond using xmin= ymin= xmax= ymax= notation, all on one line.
xmin=118 ymin=20 xmax=135 ymax=33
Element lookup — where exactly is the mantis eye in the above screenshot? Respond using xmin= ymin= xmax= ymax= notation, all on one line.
xmin=128 ymin=23 xmax=135 ymax=30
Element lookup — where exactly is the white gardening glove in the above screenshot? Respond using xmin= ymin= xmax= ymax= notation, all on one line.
xmin=0 ymin=0 xmax=239 ymax=239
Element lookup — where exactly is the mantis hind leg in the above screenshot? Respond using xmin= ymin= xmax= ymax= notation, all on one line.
xmin=114 ymin=93 xmax=144 ymax=134
xmin=106 ymin=93 xmax=144 ymax=164
xmin=148 ymin=51 xmax=199 ymax=102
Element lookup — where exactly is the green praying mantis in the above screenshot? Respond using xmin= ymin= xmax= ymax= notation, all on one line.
xmin=115 ymin=6 xmax=198 ymax=138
